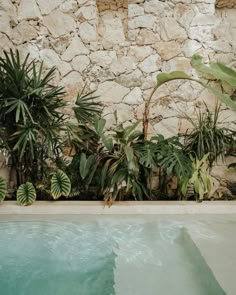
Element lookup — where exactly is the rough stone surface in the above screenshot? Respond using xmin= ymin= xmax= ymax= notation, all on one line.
xmin=0 ymin=0 xmax=235 ymax=141
xmin=43 ymin=10 xmax=76 ymax=38
xmin=0 ymin=0 xmax=17 ymax=24
xmin=18 ymin=0 xmax=42 ymax=21
xmin=216 ymin=0 xmax=236 ymax=8
xmin=71 ymin=55 xmax=90 ymax=73
xmin=0 ymin=11 xmax=12 ymax=37
xmin=139 ymin=54 xmax=161 ymax=73
xmin=36 ymin=0 xmax=61 ymax=15
xmin=123 ymin=87 xmax=143 ymax=105
xmin=96 ymin=81 xmax=130 ymax=104
xmin=12 ymin=21 xmax=38 ymax=45
xmin=62 ymin=36 xmax=89 ymax=61
xmin=152 ymin=41 xmax=182 ymax=61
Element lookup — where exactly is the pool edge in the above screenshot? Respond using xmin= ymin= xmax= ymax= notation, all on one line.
xmin=1 ymin=201 xmax=236 ymax=214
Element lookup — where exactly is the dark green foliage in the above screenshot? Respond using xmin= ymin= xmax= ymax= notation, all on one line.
xmin=136 ymin=135 xmax=192 ymax=178
xmin=183 ymin=103 xmax=234 ymax=169
xmin=0 ymin=49 xmax=67 ymax=186
xmin=99 ymin=120 xmax=150 ymax=203
xmin=73 ymin=85 xmax=103 ymax=124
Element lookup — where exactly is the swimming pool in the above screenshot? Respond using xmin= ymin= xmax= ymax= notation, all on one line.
xmin=0 ymin=214 xmax=235 ymax=295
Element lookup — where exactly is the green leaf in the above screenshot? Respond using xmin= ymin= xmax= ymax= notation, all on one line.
xmin=74 ymin=85 xmax=103 ymax=123
xmin=0 ymin=177 xmax=7 ymax=202
xmin=156 ymin=71 xmax=192 ymax=87
xmin=191 ymin=55 xmax=236 ymax=87
xmin=205 ymin=84 xmax=236 ymax=112
xmin=123 ymin=121 xmax=141 ymax=139
xmin=102 ymin=135 xmax=113 ymax=152
xmin=94 ymin=118 xmax=106 ymax=136
xmin=124 ymin=146 xmax=134 ymax=162
xmin=51 ymin=170 xmax=71 ymax=199
xmin=137 ymin=142 xmax=156 ymax=169
xmin=17 ymin=182 xmax=36 ymax=206
xmin=79 ymin=153 xmax=96 ymax=180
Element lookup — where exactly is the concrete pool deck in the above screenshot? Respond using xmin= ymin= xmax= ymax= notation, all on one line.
xmin=1 ymin=200 xmax=236 ymax=214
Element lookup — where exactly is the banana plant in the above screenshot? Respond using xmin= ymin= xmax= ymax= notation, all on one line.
xmin=0 ymin=176 xmax=7 ymax=202
xmin=143 ymin=55 xmax=236 ymax=139
xmin=17 ymin=182 xmax=36 ymax=206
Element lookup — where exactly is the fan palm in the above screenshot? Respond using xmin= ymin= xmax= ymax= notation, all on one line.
xmin=0 ymin=49 xmax=66 ymax=185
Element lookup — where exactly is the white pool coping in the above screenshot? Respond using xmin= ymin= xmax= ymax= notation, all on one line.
xmin=1 ymin=201 xmax=236 ymax=214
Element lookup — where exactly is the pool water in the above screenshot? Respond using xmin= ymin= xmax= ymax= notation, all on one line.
xmin=0 ymin=215 xmax=234 ymax=295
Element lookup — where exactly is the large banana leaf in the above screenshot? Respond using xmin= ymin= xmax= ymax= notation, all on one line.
xmin=157 ymin=71 xmax=192 ymax=87
xmin=155 ymin=70 xmax=236 ymax=112
xmin=191 ymin=55 xmax=236 ymax=87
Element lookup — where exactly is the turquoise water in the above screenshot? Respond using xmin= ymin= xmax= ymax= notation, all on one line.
xmin=0 ymin=215 xmax=229 ymax=295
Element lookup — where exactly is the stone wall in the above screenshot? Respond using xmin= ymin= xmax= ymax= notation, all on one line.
xmin=216 ymin=0 xmax=236 ymax=8
xmin=0 ymin=0 xmax=236 ymax=135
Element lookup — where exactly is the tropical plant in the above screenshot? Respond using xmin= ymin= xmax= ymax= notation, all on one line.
xmin=181 ymin=154 xmax=212 ymax=201
xmin=98 ymin=120 xmax=151 ymax=204
xmin=191 ymin=55 xmax=236 ymax=89
xmin=50 ymin=169 xmax=71 ymax=200
xmin=183 ymin=103 xmax=234 ymax=169
xmin=73 ymin=85 xmax=103 ymax=124
xmin=17 ymin=182 xmax=36 ymax=206
xmin=0 ymin=49 xmax=67 ymax=186
xmin=135 ymin=135 xmax=193 ymax=197
xmin=0 ymin=176 xmax=7 ymax=202
xmin=143 ymin=55 xmax=236 ymax=139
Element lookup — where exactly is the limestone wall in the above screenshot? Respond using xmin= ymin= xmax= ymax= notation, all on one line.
xmin=0 ymin=0 xmax=236 ymax=136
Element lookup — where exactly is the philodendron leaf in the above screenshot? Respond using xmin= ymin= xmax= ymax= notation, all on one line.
xmin=94 ymin=117 xmax=106 ymax=136
xmin=191 ymin=55 xmax=236 ymax=87
xmin=156 ymin=71 xmax=192 ymax=87
xmin=80 ymin=153 xmax=96 ymax=180
xmin=17 ymin=182 xmax=36 ymax=206
xmin=0 ymin=177 xmax=7 ymax=202
xmin=51 ymin=170 xmax=71 ymax=199
xmin=124 ymin=146 xmax=134 ymax=162
xmin=102 ymin=136 xmax=113 ymax=152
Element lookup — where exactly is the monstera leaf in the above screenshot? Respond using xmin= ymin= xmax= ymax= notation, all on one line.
xmin=17 ymin=182 xmax=36 ymax=206
xmin=51 ymin=170 xmax=71 ymax=199
xmin=0 ymin=177 xmax=7 ymax=202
